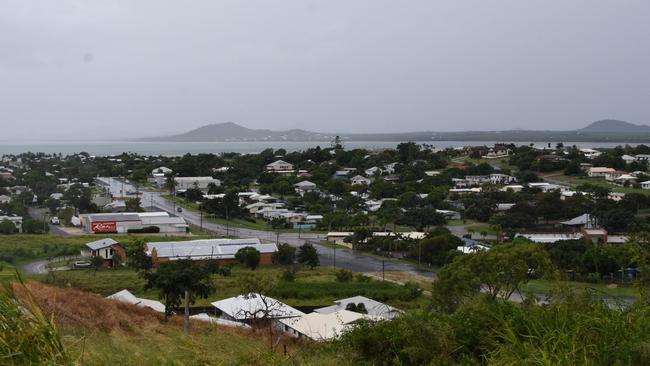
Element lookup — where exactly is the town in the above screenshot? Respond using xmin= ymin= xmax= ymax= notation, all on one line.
xmin=4 ymin=141 xmax=650 ymax=364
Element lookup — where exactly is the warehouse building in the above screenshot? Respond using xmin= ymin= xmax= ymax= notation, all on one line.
xmin=80 ymin=212 xmax=188 ymax=234
xmin=145 ymin=238 xmax=277 ymax=266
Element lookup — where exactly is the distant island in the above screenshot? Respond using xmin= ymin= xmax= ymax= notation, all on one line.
xmin=141 ymin=119 xmax=650 ymax=143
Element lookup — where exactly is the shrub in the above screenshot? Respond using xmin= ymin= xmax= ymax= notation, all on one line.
xmin=336 ymin=269 xmax=354 ymax=282
xmin=235 ymin=247 xmax=261 ymax=270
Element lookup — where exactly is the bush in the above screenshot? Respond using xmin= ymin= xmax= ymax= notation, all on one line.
xmin=336 ymin=269 xmax=354 ymax=282
xmin=235 ymin=247 xmax=261 ymax=270
xmin=127 ymin=226 xmax=160 ymax=234
xmin=281 ymin=267 xmax=298 ymax=282
xmin=355 ymin=274 xmax=371 ymax=282
xmin=0 ymin=220 xmax=16 ymax=234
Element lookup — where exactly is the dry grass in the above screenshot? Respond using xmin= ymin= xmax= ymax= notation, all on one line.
xmin=10 ymin=282 xmax=346 ymax=365
xmin=13 ymin=281 xmax=165 ymax=333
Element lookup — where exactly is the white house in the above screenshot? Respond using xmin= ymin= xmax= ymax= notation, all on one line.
xmin=489 ymin=173 xmax=517 ymax=185
xmin=350 ymin=175 xmax=371 ymax=186
xmin=266 ymin=160 xmax=294 ymax=173
xmin=0 ymin=195 xmax=11 ymax=204
xmin=294 ymin=180 xmax=318 ymax=194
xmin=588 ymin=167 xmax=615 ymax=177
xmin=80 ymin=238 xmax=123 ymax=260
xmin=314 ymin=295 xmax=403 ymax=320
xmin=365 ymin=166 xmax=382 ymax=176
xmin=642 ymin=181 xmax=650 ymax=190
xmin=580 ymin=148 xmax=602 ymax=159
xmin=0 ymin=215 xmax=22 ymax=232
xmin=174 ymin=176 xmax=221 ymax=191
xmin=107 ymin=289 xmax=166 ymax=313
xmin=151 ymin=166 xmax=172 ymax=176
xmin=279 ymin=310 xmax=377 ymax=341
xmin=211 ymin=293 xmax=304 ymax=323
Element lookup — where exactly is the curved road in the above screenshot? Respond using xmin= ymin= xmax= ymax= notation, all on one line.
xmin=23 ymin=256 xmax=81 ymax=275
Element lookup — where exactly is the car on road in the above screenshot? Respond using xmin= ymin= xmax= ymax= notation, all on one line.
xmin=177 ymin=207 xmax=183 ymax=213
xmin=73 ymin=261 xmax=91 ymax=268
xmin=50 ymin=217 xmax=60 ymax=225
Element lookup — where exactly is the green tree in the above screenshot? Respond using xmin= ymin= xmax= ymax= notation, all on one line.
xmin=90 ymin=255 xmax=105 ymax=275
xmin=432 ymin=243 xmax=552 ymax=312
xmin=297 ymin=243 xmax=320 ymax=269
xmin=144 ymin=259 xmax=221 ymax=333
xmin=125 ymin=197 xmax=142 ymax=212
xmin=0 ymin=220 xmax=16 ymax=234
xmin=235 ymin=247 xmax=261 ymax=270
xmin=126 ymin=239 xmax=152 ymax=272
xmin=272 ymin=243 xmax=296 ymax=265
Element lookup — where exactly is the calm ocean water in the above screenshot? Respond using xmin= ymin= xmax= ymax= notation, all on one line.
xmin=0 ymin=140 xmax=640 ymax=156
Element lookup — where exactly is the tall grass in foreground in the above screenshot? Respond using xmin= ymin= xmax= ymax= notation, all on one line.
xmin=0 ymin=278 xmax=70 ymax=365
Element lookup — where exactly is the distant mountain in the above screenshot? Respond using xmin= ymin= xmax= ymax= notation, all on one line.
xmin=145 ymin=122 xmax=335 ymax=142
xmin=579 ymin=119 xmax=650 ymax=133
xmin=143 ymin=120 xmax=650 ymax=143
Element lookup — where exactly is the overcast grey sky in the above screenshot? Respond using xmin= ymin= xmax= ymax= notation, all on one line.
xmin=1 ymin=1 xmax=649 ymax=140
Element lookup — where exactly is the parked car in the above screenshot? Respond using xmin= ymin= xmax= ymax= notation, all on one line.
xmin=50 ymin=217 xmax=60 ymax=225
xmin=177 ymin=207 xmax=183 ymax=213
xmin=74 ymin=261 xmax=91 ymax=268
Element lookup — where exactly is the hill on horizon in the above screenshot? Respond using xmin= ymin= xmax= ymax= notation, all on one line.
xmin=578 ymin=119 xmax=650 ymax=133
xmin=142 ymin=119 xmax=650 ymax=143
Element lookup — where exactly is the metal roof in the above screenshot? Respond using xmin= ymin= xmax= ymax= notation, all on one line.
xmin=85 ymin=213 xmax=140 ymax=222
xmin=211 ymin=293 xmax=303 ymax=320
xmin=85 ymin=238 xmax=118 ymax=250
xmin=314 ymin=295 xmax=403 ymax=320
xmin=146 ymin=238 xmax=276 ymax=260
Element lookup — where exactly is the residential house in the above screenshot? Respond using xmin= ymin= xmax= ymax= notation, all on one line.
xmin=464 ymin=175 xmax=490 ymax=186
xmin=151 ymin=166 xmax=172 ymax=176
xmin=80 ymin=238 xmax=126 ymax=267
xmin=265 ymin=160 xmax=294 ymax=173
xmin=211 ymin=293 xmax=304 ymax=324
xmin=580 ymin=148 xmax=602 ymax=159
xmin=365 ymin=166 xmax=381 ymax=176
xmin=588 ymin=167 xmax=615 ymax=177
xmin=314 ymin=295 xmax=403 ymax=320
xmin=0 ymin=195 xmax=11 ymax=204
xmin=622 ymin=155 xmax=637 ymax=163
xmin=279 ymin=310 xmax=374 ymax=341
xmin=294 ymin=180 xmax=318 ymax=194
xmin=604 ymin=170 xmax=627 ymax=181
xmin=457 ymin=238 xmax=491 ymax=254
xmin=642 ymin=181 xmax=650 ymax=190
xmin=107 ymin=289 xmax=166 ymax=313
xmin=489 ymin=173 xmax=517 ymax=185
xmin=350 ymin=175 xmax=371 ymax=186
xmin=174 ymin=176 xmax=221 ymax=191
xmin=0 ymin=215 xmax=22 ymax=233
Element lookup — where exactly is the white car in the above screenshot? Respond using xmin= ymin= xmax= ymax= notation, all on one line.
xmin=50 ymin=217 xmax=60 ymax=225
xmin=74 ymin=261 xmax=91 ymax=268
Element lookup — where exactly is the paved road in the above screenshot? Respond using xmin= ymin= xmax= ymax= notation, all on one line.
xmin=23 ymin=255 xmax=81 ymax=275
xmin=28 ymin=207 xmax=70 ymax=236
xmin=138 ymin=189 xmax=435 ymax=278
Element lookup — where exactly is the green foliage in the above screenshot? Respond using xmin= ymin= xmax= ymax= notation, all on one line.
xmin=235 ymin=247 xmax=261 ymax=270
xmin=432 ymin=243 xmax=551 ymax=312
xmin=297 ymin=243 xmax=320 ymax=269
xmin=272 ymin=243 xmax=296 ymax=266
xmin=0 ymin=220 xmax=16 ymax=234
xmin=144 ymin=259 xmax=221 ymax=317
xmin=335 ymin=269 xmax=354 ymax=282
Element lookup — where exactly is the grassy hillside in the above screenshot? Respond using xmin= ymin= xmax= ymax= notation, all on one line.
xmin=5 ymin=281 xmax=344 ymax=365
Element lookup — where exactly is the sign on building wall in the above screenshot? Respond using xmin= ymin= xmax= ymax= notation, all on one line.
xmin=91 ymin=221 xmax=117 ymax=233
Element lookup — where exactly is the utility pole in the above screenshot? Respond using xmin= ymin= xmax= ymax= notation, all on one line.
xmin=382 ymin=260 xmax=385 ymax=281
xmin=200 ymin=206 xmax=203 ymax=232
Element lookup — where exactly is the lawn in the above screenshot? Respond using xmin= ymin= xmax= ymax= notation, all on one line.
xmin=36 ymin=265 xmax=427 ymax=310
xmin=551 ymin=175 xmax=650 ymax=195
xmin=522 ymin=279 xmax=638 ymax=298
